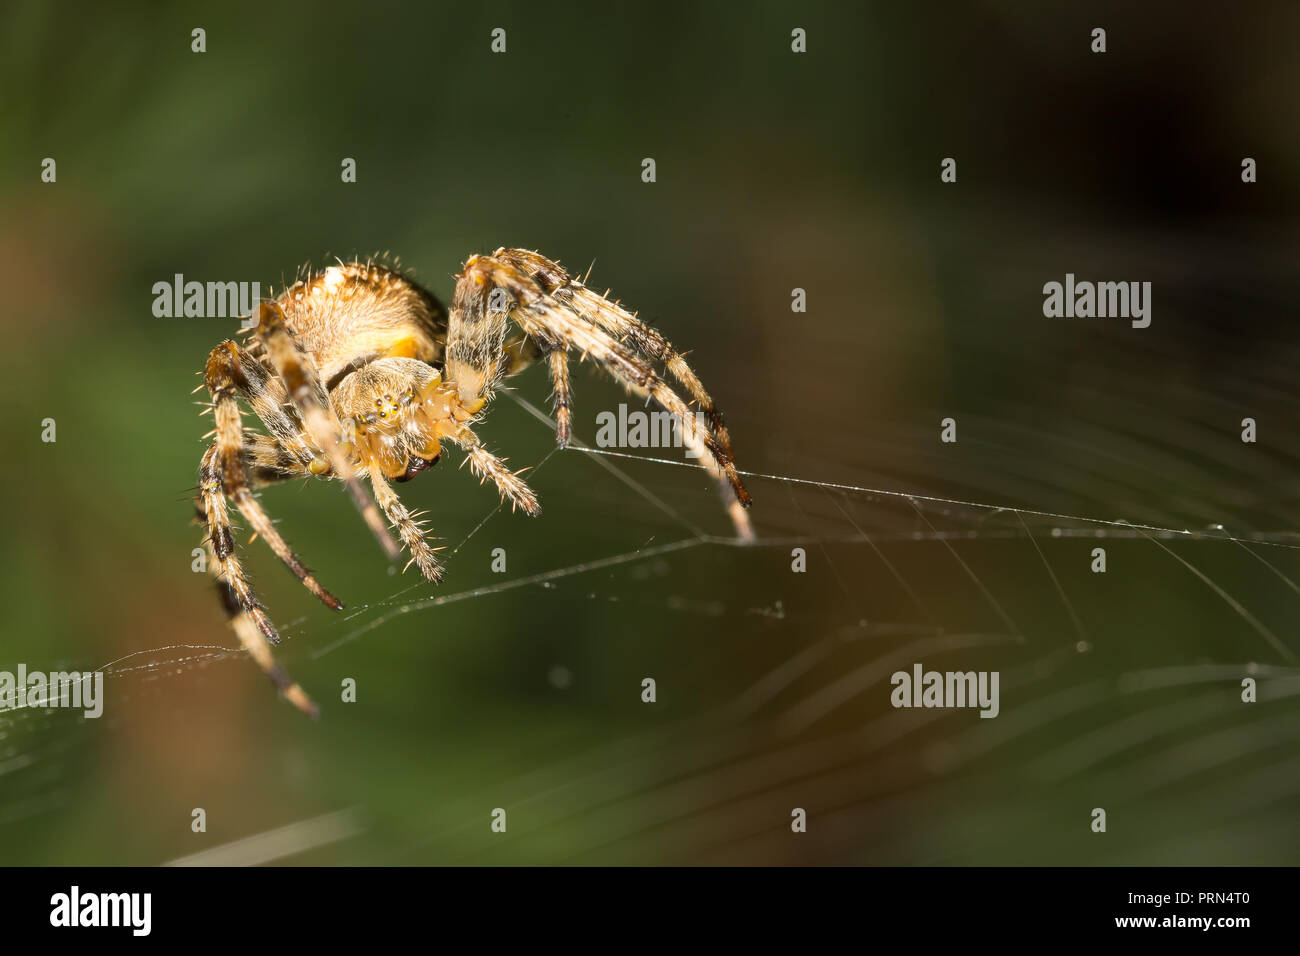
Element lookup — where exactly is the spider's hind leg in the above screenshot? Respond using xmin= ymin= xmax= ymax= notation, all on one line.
xmin=197 ymin=445 xmax=319 ymax=718
xmin=203 ymin=340 xmax=342 ymax=610
xmin=197 ymin=444 xmax=279 ymax=645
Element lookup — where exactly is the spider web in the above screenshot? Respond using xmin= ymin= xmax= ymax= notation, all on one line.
xmin=308 ymin=393 xmax=1300 ymax=665
xmin=5 ymin=383 xmax=1300 ymax=864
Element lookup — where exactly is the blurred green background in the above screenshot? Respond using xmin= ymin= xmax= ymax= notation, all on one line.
xmin=2 ymin=1 xmax=1299 ymax=864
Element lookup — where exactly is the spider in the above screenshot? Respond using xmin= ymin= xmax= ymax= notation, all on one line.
xmin=194 ymin=248 xmax=752 ymax=717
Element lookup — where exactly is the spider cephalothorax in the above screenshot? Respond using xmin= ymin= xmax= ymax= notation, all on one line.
xmin=195 ymin=248 xmax=750 ymax=716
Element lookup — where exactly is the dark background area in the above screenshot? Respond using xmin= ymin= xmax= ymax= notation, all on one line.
xmin=1 ymin=1 xmax=1297 ymax=864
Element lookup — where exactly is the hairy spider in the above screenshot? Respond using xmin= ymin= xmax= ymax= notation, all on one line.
xmin=194 ymin=248 xmax=751 ymax=717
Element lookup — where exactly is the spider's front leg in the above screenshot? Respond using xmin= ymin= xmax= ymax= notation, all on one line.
xmin=440 ymin=419 xmax=541 ymax=516
xmin=366 ymin=465 xmax=443 ymax=581
xmin=199 ymin=344 xmax=325 ymax=717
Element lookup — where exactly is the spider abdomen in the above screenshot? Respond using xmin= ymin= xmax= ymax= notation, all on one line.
xmin=275 ymin=262 xmax=449 ymax=387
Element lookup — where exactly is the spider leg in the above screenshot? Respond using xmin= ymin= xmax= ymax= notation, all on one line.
xmin=204 ymin=341 xmax=342 ymax=609
xmin=546 ymin=348 xmax=573 ymax=448
xmin=569 ymin=325 xmax=750 ymax=504
xmin=198 ymin=444 xmax=279 ymax=644
xmin=440 ymin=421 xmax=541 ymax=515
xmin=620 ymin=380 xmax=756 ymax=541
xmin=451 ymin=250 xmax=749 ymax=508
xmin=500 ymin=335 xmax=573 ymax=448
xmin=198 ymin=447 xmax=319 ymax=718
xmin=253 ymin=301 xmax=403 ymax=562
xmin=365 ymin=465 xmax=443 ymax=581
xmin=524 ymin=302 xmax=750 ymax=507
xmin=242 ymin=432 xmax=313 ymax=487
xmin=560 ymin=283 xmax=734 ymax=458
